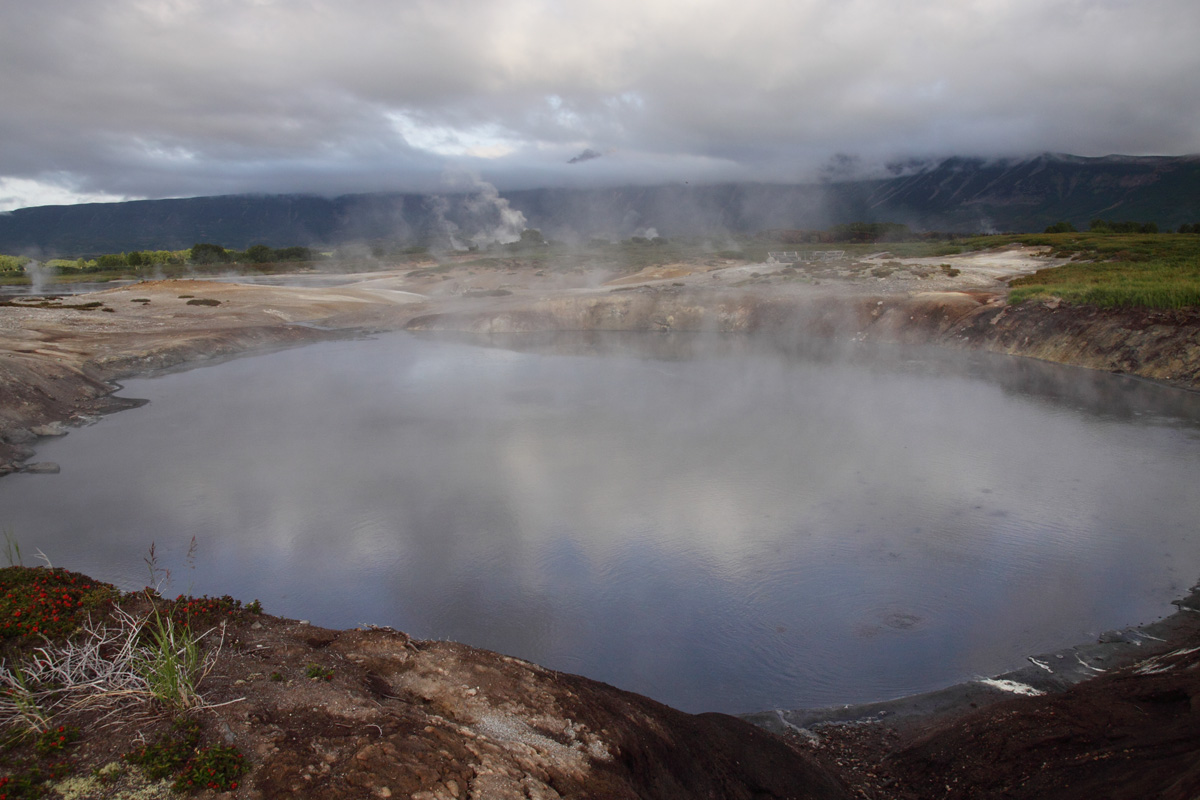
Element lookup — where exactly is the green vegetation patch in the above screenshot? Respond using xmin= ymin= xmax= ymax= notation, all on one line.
xmin=1009 ymin=260 xmax=1200 ymax=309
xmin=0 ymin=759 xmax=71 ymax=799
xmin=123 ymin=718 xmax=200 ymax=781
xmin=173 ymin=744 xmax=245 ymax=793
xmin=304 ymin=663 xmax=333 ymax=681
xmin=33 ymin=726 xmax=79 ymax=756
xmin=124 ymin=718 xmax=246 ymax=793
xmin=0 ymin=256 xmax=31 ymax=274
xmin=961 ymin=232 xmax=1200 ymax=310
xmin=0 ymin=299 xmax=106 ymax=311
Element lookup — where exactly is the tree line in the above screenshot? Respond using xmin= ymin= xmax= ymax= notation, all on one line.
xmin=188 ymin=243 xmax=319 ymax=265
xmin=766 ymin=223 xmax=950 ymax=244
xmin=1044 ymin=219 xmax=1200 ymax=234
xmin=65 ymin=243 xmax=321 ymax=271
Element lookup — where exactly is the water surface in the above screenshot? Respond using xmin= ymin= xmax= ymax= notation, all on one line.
xmin=4 ymin=332 xmax=1200 ymax=714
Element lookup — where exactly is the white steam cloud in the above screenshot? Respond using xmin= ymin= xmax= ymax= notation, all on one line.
xmin=426 ymin=173 xmax=529 ymax=250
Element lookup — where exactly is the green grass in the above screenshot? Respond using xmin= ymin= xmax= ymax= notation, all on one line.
xmin=139 ymin=610 xmax=204 ymax=709
xmin=965 ymin=232 xmax=1200 ymax=310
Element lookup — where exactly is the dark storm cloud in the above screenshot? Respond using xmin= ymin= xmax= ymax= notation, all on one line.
xmin=2 ymin=0 xmax=1199 ymax=208
xmin=568 ymin=149 xmax=603 ymax=164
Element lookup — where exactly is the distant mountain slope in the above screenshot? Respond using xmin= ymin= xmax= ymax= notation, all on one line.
xmin=1 ymin=154 xmax=1197 ymax=255
xmin=858 ymin=154 xmax=1200 ymax=232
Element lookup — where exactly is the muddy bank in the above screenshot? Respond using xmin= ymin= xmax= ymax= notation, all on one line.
xmin=958 ymin=300 xmax=1200 ymax=387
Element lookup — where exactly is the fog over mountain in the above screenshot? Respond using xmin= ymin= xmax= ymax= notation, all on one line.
xmin=2 ymin=0 xmax=1199 ymax=213
xmin=1 ymin=154 xmax=1198 ymax=255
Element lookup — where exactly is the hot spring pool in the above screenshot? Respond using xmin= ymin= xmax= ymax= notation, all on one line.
xmin=3 ymin=331 xmax=1200 ymax=714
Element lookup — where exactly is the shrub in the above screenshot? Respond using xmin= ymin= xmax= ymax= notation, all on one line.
xmin=124 ymin=717 xmax=200 ymax=780
xmin=125 ymin=719 xmax=247 ymax=793
xmin=34 ymin=725 xmax=80 ymax=755
xmin=1089 ymin=219 xmax=1159 ymax=234
xmin=274 ymin=246 xmax=315 ymax=262
xmin=188 ymin=243 xmax=230 ymax=265
xmin=0 ymin=761 xmax=70 ymax=799
xmin=243 ymin=244 xmax=274 ymax=264
xmin=0 ymin=567 xmax=116 ymax=641
xmin=174 ymin=744 xmax=246 ymax=793
xmin=305 ymin=663 xmax=333 ymax=681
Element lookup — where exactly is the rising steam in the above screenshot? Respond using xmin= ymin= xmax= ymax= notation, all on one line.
xmin=429 ymin=172 xmax=529 ymax=250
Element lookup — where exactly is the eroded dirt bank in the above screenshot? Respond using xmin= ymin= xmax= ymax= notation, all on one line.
xmin=403 ymin=287 xmax=1200 ymax=390
xmin=0 ymin=569 xmax=848 ymax=800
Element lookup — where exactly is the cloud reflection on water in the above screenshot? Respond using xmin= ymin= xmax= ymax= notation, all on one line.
xmin=4 ymin=332 xmax=1200 ymax=713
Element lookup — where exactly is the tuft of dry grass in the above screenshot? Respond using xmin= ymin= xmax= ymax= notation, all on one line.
xmin=0 ymin=605 xmax=226 ymax=738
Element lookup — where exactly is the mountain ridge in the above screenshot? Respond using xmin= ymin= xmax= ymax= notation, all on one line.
xmin=2 ymin=153 xmax=1198 ymax=255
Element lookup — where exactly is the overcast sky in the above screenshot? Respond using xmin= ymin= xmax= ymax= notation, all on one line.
xmin=1 ymin=0 xmax=1198 ymax=211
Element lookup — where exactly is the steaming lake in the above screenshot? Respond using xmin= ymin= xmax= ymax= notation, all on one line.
xmin=4 ymin=332 xmax=1200 ymax=714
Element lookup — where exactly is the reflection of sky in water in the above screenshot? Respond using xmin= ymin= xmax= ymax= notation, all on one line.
xmin=4 ymin=332 xmax=1200 ymax=714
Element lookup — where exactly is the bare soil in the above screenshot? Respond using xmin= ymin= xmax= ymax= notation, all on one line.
xmin=0 ymin=582 xmax=847 ymax=800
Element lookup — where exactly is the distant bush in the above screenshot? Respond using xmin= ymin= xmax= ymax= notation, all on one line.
xmin=1089 ymin=219 xmax=1159 ymax=234
xmin=1044 ymin=221 xmax=1077 ymax=233
xmin=518 ymin=228 xmax=545 ymax=246
xmin=189 ymin=243 xmax=231 ymax=264
xmin=1179 ymin=223 xmax=1200 ymax=234
xmin=828 ymin=222 xmax=913 ymax=243
xmin=0 ymin=254 xmax=30 ymax=273
xmin=274 ymin=246 xmax=315 ymax=262
xmin=243 ymin=244 xmax=274 ymax=263
xmin=142 ymin=249 xmax=189 ymax=265
xmin=233 ymin=244 xmax=317 ymax=263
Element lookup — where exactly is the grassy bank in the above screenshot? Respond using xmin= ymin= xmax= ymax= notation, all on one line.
xmin=964 ymin=232 xmax=1200 ymax=310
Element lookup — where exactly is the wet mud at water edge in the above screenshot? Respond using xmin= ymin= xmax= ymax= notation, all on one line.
xmin=3 ymin=331 xmax=1200 ymax=715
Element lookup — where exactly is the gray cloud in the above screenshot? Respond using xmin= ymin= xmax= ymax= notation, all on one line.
xmin=568 ymin=149 xmax=603 ymax=164
xmin=2 ymin=0 xmax=1199 ymax=209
